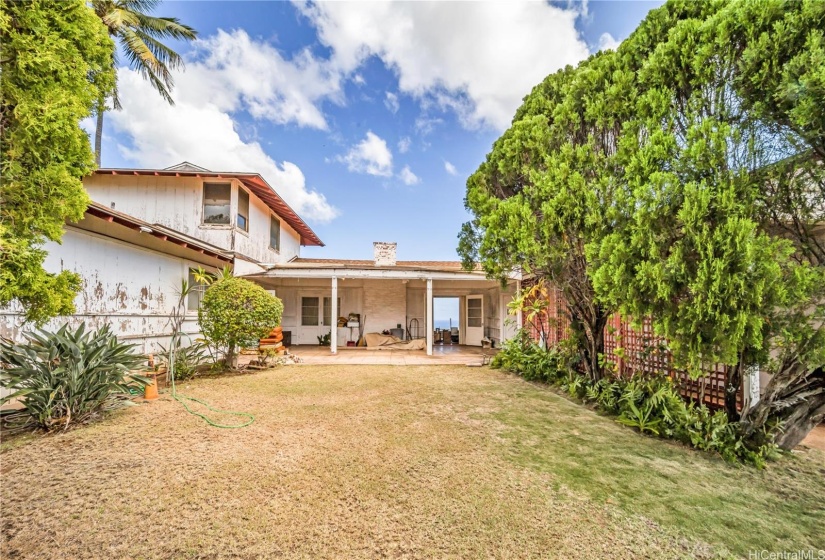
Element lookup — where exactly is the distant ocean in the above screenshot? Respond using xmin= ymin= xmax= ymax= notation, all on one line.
xmin=434 ymin=319 xmax=458 ymax=330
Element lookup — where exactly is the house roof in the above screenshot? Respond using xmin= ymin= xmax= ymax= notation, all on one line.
xmin=84 ymin=202 xmax=234 ymax=263
xmin=92 ymin=166 xmax=324 ymax=247
xmin=290 ymin=257 xmax=467 ymax=268
xmin=277 ymin=257 xmax=483 ymax=273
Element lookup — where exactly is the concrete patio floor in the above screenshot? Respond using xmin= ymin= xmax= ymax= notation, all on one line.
xmin=282 ymin=343 xmax=497 ymax=365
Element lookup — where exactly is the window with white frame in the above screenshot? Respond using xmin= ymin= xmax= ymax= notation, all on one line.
xmin=202 ymin=183 xmax=231 ymax=225
xmin=187 ymin=268 xmax=205 ymax=311
xmin=323 ymin=297 xmax=341 ymax=326
xmin=237 ymin=188 xmax=250 ymax=232
xmin=301 ymin=297 xmax=319 ymax=326
xmin=187 ymin=268 xmax=216 ymax=311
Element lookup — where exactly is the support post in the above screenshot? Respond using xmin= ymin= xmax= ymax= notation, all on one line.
xmin=743 ymin=364 xmax=761 ymax=413
xmin=516 ymin=279 xmax=523 ymax=330
xmin=426 ymin=278 xmax=433 ymax=356
xmin=331 ymin=276 xmax=338 ymax=354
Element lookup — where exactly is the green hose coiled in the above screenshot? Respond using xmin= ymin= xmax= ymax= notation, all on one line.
xmin=167 ymin=335 xmax=254 ymax=429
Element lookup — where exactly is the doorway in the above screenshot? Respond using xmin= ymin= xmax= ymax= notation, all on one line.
xmin=433 ymin=297 xmax=459 ymax=345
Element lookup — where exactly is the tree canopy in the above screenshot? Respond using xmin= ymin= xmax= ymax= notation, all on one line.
xmin=0 ymin=0 xmax=115 ymax=323
xmin=460 ymin=0 xmax=825 ymax=448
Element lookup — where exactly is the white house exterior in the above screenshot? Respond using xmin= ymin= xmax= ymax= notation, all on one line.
xmin=2 ymin=163 xmax=521 ymax=357
xmin=246 ymin=242 xmax=522 ymax=356
xmin=0 ymin=202 xmax=233 ymax=352
xmin=0 ymin=162 xmax=319 ymax=353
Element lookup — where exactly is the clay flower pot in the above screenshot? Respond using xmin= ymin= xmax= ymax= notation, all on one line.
xmin=144 ymin=373 xmax=159 ymax=400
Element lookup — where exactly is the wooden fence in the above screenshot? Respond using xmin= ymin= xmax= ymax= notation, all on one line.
xmin=522 ymin=285 xmax=740 ymax=410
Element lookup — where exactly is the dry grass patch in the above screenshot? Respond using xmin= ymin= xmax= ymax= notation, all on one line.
xmin=2 ymin=365 xmax=821 ymax=559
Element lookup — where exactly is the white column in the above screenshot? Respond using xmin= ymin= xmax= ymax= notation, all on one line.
xmin=516 ymin=279 xmax=523 ymax=330
xmin=426 ymin=278 xmax=433 ymax=356
xmin=331 ymin=276 xmax=338 ymax=354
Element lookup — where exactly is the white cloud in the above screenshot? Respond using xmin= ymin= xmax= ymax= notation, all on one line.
xmin=108 ymin=67 xmax=338 ymax=222
xmin=353 ymin=73 xmax=365 ymax=85
xmin=191 ymin=29 xmax=344 ymax=130
xmin=399 ymin=165 xmax=420 ymax=185
xmin=444 ymin=161 xmax=458 ymax=176
xmin=597 ymin=32 xmax=621 ymax=52
xmin=397 ymin=136 xmax=411 ymax=153
xmin=414 ymin=116 xmax=443 ymax=136
xmin=296 ymin=1 xmax=589 ymax=130
xmin=384 ymin=91 xmax=400 ymax=114
xmin=338 ymin=131 xmax=393 ymax=177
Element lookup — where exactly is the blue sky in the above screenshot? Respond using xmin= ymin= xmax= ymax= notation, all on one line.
xmin=98 ymin=0 xmax=662 ymax=262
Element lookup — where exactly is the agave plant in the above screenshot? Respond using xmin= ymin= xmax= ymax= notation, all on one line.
xmin=0 ymin=323 xmax=150 ymax=431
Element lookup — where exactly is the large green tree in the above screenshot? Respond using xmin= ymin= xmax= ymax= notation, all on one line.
xmin=590 ymin=0 xmax=824 ymax=448
xmin=460 ymin=52 xmax=630 ymax=381
xmin=463 ymin=0 xmax=825 ymax=450
xmin=91 ymin=0 xmax=196 ymax=164
xmin=0 ymin=0 xmax=115 ymax=323
xmin=723 ymin=0 xmax=825 ymax=449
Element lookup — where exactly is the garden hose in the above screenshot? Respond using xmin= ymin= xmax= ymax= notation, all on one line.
xmin=166 ymin=335 xmax=254 ymax=429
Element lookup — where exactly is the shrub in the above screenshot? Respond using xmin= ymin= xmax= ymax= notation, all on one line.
xmin=156 ymin=340 xmax=209 ymax=381
xmin=491 ymin=329 xmax=576 ymax=383
xmin=492 ymin=334 xmax=777 ymax=466
xmin=198 ymin=277 xmax=283 ymax=366
xmin=0 ymin=323 xmax=150 ymax=431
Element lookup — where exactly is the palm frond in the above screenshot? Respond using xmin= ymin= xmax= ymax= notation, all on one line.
xmin=134 ymin=30 xmax=186 ymax=70
xmin=119 ymin=28 xmax=175 ymax=102
xmin=134 ymin=13 xmax=197 ymax=41
xmin=91 ymin=0 xmax=196 ymax=108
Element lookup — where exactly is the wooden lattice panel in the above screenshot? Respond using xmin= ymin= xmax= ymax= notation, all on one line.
xmin=520 ymin=285 xmax=741 ymax=411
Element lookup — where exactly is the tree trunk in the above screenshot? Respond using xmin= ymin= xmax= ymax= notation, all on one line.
xmin=725 ymin=362 xmax=743 ymax=421
xmin=740 ymin=360 xmax=825 ymax=450
xmin=226 ymin=344 xmax=238 ymax=370
xmin=568 ymin=303 xmax=610 ymax=382
xmin=94 ymin=98 xmax=104 ymax=166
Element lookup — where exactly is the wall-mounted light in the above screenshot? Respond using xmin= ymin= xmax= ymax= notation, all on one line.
xmin=139 ymin=226 xmax=153 ymax=234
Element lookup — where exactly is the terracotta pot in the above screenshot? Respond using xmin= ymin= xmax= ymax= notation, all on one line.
xmin=144 ymin=374 xmax=159 ymax=400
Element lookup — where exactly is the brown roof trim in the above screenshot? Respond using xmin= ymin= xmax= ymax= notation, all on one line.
xmin=93 ymin=168 xmax=324 ymax=247
xmin=84 ymin=202 xmax=234 ymax=263
xmin=290 ymin=258 xmax=481 ymax=270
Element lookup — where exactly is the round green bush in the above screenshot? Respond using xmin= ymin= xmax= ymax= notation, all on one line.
xmin=198 ymin=277 xmax=283 ymax=365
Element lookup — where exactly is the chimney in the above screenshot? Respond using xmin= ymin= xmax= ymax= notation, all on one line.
xmin=373 ymin=242 xmax=397 ymax=266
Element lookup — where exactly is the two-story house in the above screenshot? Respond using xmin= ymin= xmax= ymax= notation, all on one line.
xmin=1 ymin=162 xmax=521 ymax=356
xmin=0 ymin=162 xmax=321 ymax=352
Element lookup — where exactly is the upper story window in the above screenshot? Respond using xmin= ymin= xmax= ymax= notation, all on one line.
xmin=270 ymin=216 xmax=281 ymax=251
xmin=237 ymin=188 xmax=250 ymax=232
xmin=203 ymin=183 xmax=231 ymax=225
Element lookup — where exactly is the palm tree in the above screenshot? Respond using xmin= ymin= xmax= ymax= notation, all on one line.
xmin=92 ymin=0 xmax=197 ymax=165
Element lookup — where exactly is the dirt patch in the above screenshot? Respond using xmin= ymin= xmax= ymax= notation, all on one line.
xmin=800 ymin=423 xmax=825 ymax=452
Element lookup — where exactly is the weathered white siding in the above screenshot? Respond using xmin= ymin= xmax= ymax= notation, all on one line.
xmin=83 ymin=174 xmax=302 ymax=264
xmin=0 ymin=227 xmax=204 ymax=354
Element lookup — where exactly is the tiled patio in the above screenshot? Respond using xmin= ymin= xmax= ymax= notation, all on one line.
xmin=283 ymin=344 xmax=497 ymax=365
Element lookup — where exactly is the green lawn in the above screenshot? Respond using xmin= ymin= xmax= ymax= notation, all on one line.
xmin=2 ymin=365 xmax=823 ymax=559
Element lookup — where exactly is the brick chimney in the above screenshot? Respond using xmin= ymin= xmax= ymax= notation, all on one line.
xmin=373 ymin=242 xmax=397 ymax=266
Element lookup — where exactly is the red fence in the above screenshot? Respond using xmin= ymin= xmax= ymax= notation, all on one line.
xmin=522 ymin=285 xmax=740 ymax=410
